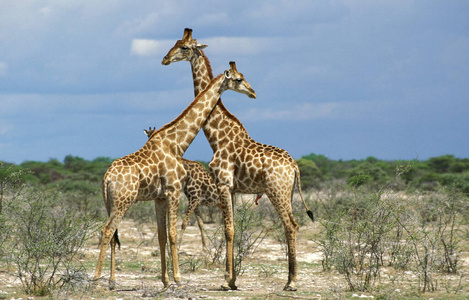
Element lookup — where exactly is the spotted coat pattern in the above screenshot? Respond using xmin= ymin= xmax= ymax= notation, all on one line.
xmin=144 ymin=127 xmax=220 ymax=248
xmin=93 ymin=61 xmax=256 ymax=290
xmin=162 ymin=28 xmax=314 ymax=291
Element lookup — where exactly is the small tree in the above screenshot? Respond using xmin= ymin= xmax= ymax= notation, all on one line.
xmin=206 ymin=197 xmax=268 ymax=275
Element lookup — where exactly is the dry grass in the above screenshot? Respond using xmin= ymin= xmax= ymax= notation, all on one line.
xmin=1 ymin=216 xmax=468 ymax=299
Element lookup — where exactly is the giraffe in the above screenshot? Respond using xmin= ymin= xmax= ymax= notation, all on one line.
xmin=162 ymin=28 xmax=314 ymax=291
xmin=93 ymin=61 xmax=256 ymax=290
xmin=143 ymin=127 xmax=219 ymax=249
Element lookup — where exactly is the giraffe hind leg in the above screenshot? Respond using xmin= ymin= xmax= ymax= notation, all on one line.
xmin=94 ymin=214 xmax=122 ymax=285
xmin=267 ymin=193 xmax=299 ymax=291
xmin=94 ymin=194 xmax=133 ymax=289
xmin=155 ymin=200 xmax=170 ymax=289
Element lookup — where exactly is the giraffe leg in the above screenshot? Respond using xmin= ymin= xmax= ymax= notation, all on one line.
xmin=166 ymin=188 xmax=182 ymax=285
xmin=268 ymin=194 xmax=299 ymax=291
xmin=218 ymin=185 xmax=237 ymax=290
xmin=194 ymin=206 xmax=208 ymax=249
xmin=284 ymin=221 xmax=299 ymax=291
xmin=94 ymin=211 xmax=127 ymax=289
xmin=109 ymin=234 xmax=117 ymax=290
xmin=154 ymin=199 xmax=170 ymax=289
xmin=94 ymin=226 xmax=110 ymax=281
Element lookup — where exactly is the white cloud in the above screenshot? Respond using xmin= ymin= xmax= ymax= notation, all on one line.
xmin=129 ymin=36 xmax=278 ymax=58
xmin=130 ymin=39 xmax=174 ymax=57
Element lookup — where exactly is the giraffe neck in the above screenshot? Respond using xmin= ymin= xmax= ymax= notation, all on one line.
xmin=153 ymin=74 xmax=225 ymax=157
xmin=190 ymin=53 xmax=251 ymax=151
xmin=190 ymin=54 xmax=213 ymax=97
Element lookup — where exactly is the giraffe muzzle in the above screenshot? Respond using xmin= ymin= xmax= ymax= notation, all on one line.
xmin=162 ymin=56 xmax=171 ymax=65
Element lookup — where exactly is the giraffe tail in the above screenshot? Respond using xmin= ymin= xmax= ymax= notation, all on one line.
xmin=103 ymin=179 xmax=121 ymax=250
xmin=294 ymin=166 xmax=314 ymax=222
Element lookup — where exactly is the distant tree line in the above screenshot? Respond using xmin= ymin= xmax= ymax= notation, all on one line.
xmin=1 ymin=153 xmax=468 ymax=195
xmin=298 ymin=153 xmax=469 ymax=194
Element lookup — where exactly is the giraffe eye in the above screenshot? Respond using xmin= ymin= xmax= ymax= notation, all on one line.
xmin=181 ymin=46 xmax=189 ymax=50
xmin=235 ymin=78 xmax=243 ymax=83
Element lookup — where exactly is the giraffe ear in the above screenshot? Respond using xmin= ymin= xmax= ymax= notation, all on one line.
xmin=196 ymin=43 xmax=208 ymax=50
xmin=224 ymin=70 xmax=231 ymax=79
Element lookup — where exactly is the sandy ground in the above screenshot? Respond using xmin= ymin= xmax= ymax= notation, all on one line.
xmin=1 ymin=217 xmax=468 ymax=299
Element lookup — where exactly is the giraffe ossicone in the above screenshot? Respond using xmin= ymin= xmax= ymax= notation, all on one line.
xmin=93 ymin=61 xmax=255 ymax=290
xmin=163 ymin=28 xmax=314 ymax=292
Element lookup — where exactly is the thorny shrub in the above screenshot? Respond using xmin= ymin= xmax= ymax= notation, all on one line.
xmin=0 ymin=186 xmax=100 ymax=296
xmin=318 ymin=167 xmax=468 ymax=294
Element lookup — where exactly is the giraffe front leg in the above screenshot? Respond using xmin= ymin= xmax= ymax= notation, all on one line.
xmin=218 ymin=185 xmax=237 ymax=290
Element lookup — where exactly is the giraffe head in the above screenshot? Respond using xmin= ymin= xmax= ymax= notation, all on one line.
xmin=222 ymin=61 xmax=256 ymax=99
xmin=162 ymin=28 xmax=207 ymax=65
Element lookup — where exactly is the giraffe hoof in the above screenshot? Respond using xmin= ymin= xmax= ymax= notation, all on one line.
xmin=220 ymin=284 xmax=237 ymax=291
xmin=283 ymin=285 xmax=297 ymax=291
xmin=109 ymin=280 xmax=116 ymax=290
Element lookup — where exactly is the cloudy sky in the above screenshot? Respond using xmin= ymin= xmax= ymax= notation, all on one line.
xmin=1 ymin=1 xmax=468 ymax=164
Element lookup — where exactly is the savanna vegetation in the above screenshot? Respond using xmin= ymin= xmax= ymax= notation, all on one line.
xmin=0 ymin=153 xmax=468 ymax=299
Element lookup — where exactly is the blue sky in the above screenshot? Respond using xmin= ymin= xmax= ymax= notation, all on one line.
xmin=1 ymin=1 xmax=468 ymax=164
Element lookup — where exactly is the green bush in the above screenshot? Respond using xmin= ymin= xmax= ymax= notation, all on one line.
xmin=297 ymin=158 xmax=322 ymax=189
xmin=347 ymin=163 xmax=389 ymax=188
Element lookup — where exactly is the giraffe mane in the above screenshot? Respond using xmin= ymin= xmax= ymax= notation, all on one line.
xmin=200 ymin=50 xmax=214 ymax=80
xmin=152 ymin=73 xmax=224 ymax=137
